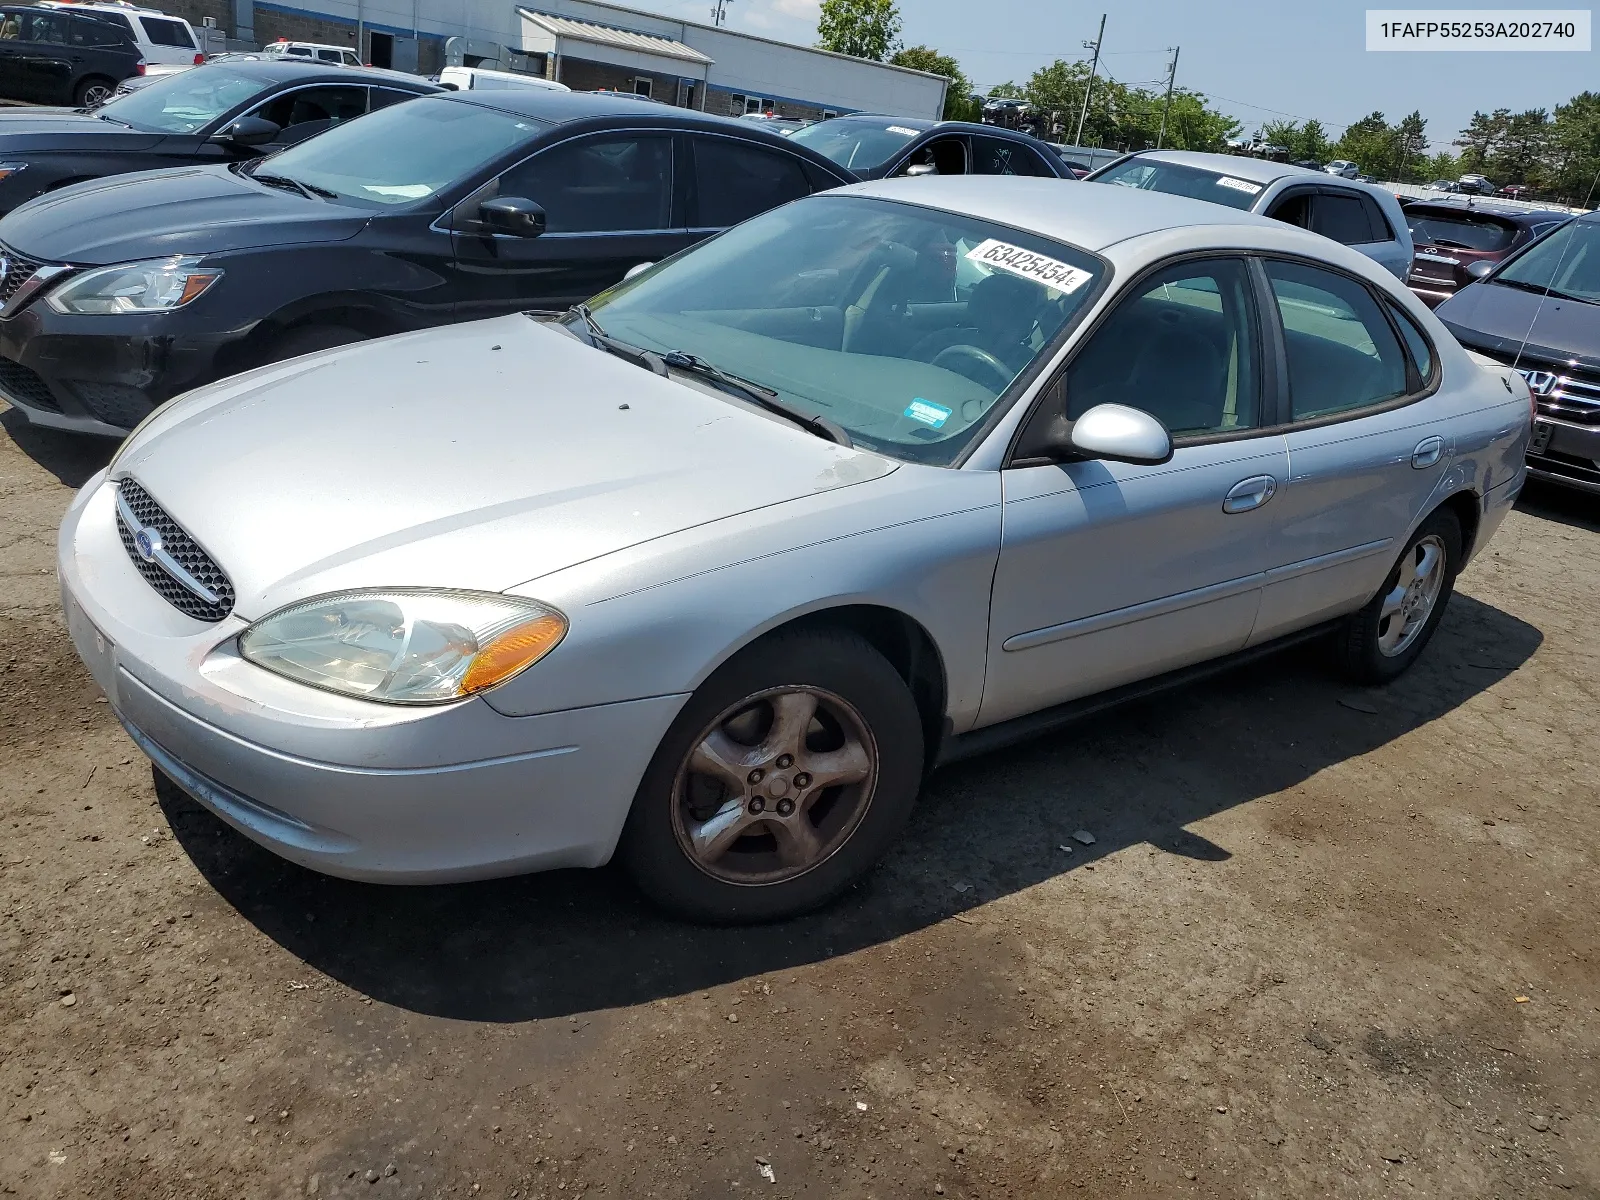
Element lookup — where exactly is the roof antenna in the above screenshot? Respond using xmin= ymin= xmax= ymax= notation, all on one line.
xmin=1510 ymin=217 xmax=1580 ymax=374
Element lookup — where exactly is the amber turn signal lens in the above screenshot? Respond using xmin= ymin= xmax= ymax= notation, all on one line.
xmin=459 ymin=613 xmax=568 ymax=695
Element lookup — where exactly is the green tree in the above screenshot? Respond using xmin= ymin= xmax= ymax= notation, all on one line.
xmin=1261 ymin=119 xmax=1299 ymax=154
xmin=1158 ymin=91 xmax=1241 ymax=152
xmin=1487 ymin=109 xmax=1551 ymax=186
xmin=1298 ymin=119 xmax=1332 ymax=164
xmin=1455 ymin=108 xmax=1510 ymax=173
xmin=986 ymin=80 xmax=1025 ymax=99
xmin=1334 ymin=111 xmax=1396 ymax=178
xmin=890 ymin=45 xmax=976 ymax=121
xmin=1548 ymin=91 xmax=1600 ymax=203
xmin=816 ymin=0 xmax=901 ymax=62
xmin=1393 ymin=110 xmax=1429 ymax=182
xmin=1423 ymin=150 xmax=1461 ymax=181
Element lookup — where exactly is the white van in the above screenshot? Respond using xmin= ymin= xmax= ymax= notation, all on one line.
xmin=437 ymin=66 xmax=569 ymax=93
xmin=38 ymin=1 xmax=202 ymax=66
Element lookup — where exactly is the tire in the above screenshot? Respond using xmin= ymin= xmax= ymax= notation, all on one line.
xmin=74 ymin=77 xmax=115 ymax=109
xmin=618 ymin=628 xmax=925 ymax=923
xmin=1332 ymin=506 xmax=1462 ymax=684
xmin=266 ymin=324 xmax=367 ymax=365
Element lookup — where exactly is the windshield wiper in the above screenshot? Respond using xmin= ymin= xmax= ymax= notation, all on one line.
xmin=661 ymin=349 xmax=852 ymax=447
xmin=561 ymin=304 xmax=667 ymax=376
xmin=1492 ymin=276 xmax=1594 ymax=303
xmin=250 ymin=170 xmax=338 ymax=200
xmin=94 ymin=113 xmax=132 ymax=127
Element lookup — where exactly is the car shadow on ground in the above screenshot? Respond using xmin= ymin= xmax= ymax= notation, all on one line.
xmin=1517 ymin=478 xmax=1600 ymax=534
xmin=158 ymin=593 xmax=1541 ymax=1022
xmin=1 ymin=406 xmax=116 ymax=489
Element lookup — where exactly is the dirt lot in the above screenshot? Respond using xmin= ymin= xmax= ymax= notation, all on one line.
xmin=1 ymin=403 xmax=1597 ymax=1200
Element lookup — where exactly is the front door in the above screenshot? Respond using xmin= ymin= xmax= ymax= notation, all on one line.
xmin=446 ymin=130 xmax=696 ymax=321
xmin=13 ymin=8 xmax=72 ymax=103
xmin=981 ymin=256 xmax=1291 ymax=727
xmin=1252 ymin=258 xmax=1451 ymax=640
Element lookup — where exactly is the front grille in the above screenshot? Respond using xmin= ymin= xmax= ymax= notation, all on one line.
xmin=114 ymin=478 xmax=235 ymax=622
xmin=0 ymin=354 xmax=60 ymax=412
xmin=71 ymin=381 xmax=154 ymax=430
xmin=0 ymin=243 xmax=45 ymax=309
xmin=1480 ymin=348 xmax=1600 ymax=426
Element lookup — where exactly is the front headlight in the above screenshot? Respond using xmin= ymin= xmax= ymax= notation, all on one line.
xmin=46 ymin=255 xmax=222 ymax=315
xmin=0 ymin=162 xmax=28 ymax=183
xmin=238 ymin=589 xmax=567 ymax=705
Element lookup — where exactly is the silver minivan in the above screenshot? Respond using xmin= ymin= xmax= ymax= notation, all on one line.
xmin=1087 ymin=150 xmax=1414 ymax=281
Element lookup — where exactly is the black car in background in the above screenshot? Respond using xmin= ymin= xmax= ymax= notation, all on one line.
xmin=0 ymin=4 xmax=142 ymax=107
xmin=786 ymin=114 xmax=1074 ymax=179
xmin=0 ymin=89 xmax=855 ymax=434
xmin=0 ymin=58 xmax=437 ymax=215
xmin=1402 ymin=197 xmax=1570 ymax=307
xmin=1436 ymin=212 xmax=1600 ymax=495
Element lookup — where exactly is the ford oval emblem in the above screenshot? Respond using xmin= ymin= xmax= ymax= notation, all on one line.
xmin=133 ymin=528 xmax=160 ymax=562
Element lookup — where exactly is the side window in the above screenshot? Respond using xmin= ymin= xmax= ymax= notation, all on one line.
xmin=367 ymin=87 xmax=417 ymax=111
xmin=138 ymin=16 xmax=195 ymax=47
xmin=493 ymin=134 xmax=672 ymax=233
xmin=1267 ymin=259 xmax=1409 ymax=420
xmin=19 ymin=11 xmax=67 ymax=44
xmin=1065 ymin=257 xmax=1261 ymax=436
xmin=1266 ymin=191 xmax=1312 ymax=228
xmin=1387 ymin=300 xmax=1434 ymax=380
xmin=1360 ymin=194 xmax=1394 ymax=241
xmin=315 ymin=48 xmax=343 ymax=63
xmin=0 ymin=13 xmax=16 ymax=41
xmin=972 ymin=136 xmax=1053 ymax=177
xmin=70 ymin=16 xmax=127 ymax=47
xmin=900 ymin=135 xmax=967 ymax=176
xmin=253 ymin=86 xmax=369 ymax=133
xmin=1311 ymin=193 xmax=1376 ymax=245
xmin=286 ymin=45 xmax=313 ymax=57
xmin=691 ymin=137 xmax=810 ymax=228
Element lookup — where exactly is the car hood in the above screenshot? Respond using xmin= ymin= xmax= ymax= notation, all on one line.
xmin=113 ymin=314 xmax=899 ymax=617
xmin=0 ymin=164 xmax=370 ymax=263
xmin=1437 ymin=280 xmax=1600 ymax=371
xmin=0 ymin=110 xmax=166 ymax=152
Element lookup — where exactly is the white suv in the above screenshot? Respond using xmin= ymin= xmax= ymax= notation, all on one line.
xmin=39 ymin=1 xmax=201 ymax=66
xmin=261 ymin=39 xmax=362 ymax=66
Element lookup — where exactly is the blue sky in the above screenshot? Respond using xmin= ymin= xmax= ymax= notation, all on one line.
xmin=639 ymin=0 xmax=1597 ymax=149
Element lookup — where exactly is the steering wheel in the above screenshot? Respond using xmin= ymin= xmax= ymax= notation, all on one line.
xmin=932 ymin=343 xmax=1014 ymax=391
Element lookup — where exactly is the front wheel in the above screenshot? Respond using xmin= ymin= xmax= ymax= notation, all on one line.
xmin=1332 ymin=507 xmax=1462 ymax=684
xmin=618 ymin=628 xmax=925 ymax=923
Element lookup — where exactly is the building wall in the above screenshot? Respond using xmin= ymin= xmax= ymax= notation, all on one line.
xmin=158 ymin=0 xmax=232 ymax=37
xmin=555 ymin=55 xmax=694 ymax=105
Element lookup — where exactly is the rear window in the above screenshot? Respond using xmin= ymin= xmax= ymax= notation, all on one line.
xmin=137 ymin=15 xmax=194 ymax=47
xmin=1406 ymin=212 xmax=1517 ymax=252
xmin=1090 ymin=158 xmax=1264 ymax=211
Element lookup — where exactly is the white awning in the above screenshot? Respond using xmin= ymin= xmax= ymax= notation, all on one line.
xmin=518 ymin=8 xmax=712 ymax=79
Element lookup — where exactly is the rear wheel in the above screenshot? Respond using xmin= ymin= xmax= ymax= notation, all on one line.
xmin=1332 ymin=507 xmax=1462 ymax=684
xmin=619 ymin=629 xmax=924 ymax=923
xmin=74 ymin=77 xmax=116 ymax=108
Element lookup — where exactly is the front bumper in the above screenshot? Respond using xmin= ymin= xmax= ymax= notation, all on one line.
xmin=0 ymin=301 xmax=247 ymax=436
xmin=59 ymin=471 xmax=688 ymax=882
xmin=1527 ymin=415 xmax=1600 ymax=495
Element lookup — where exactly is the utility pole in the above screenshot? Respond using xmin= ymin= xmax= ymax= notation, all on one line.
xmin=1156 ymin=45 xmax=1179 ymax=149
xmin=710 ymin=0 xmax=731 ymax=26
xmin=1072 ymin=13 xmax=1106 ymax=147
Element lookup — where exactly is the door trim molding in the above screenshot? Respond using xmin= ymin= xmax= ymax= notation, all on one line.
xmin=1263 ymin=537 xmax=1393 ymax=585
xmin=1001 ymin=570 xmax=1264 ymax=652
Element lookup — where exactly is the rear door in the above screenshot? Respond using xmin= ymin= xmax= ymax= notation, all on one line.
xmin=447 ymin=129 xmax=692 ymax=319
xmin=1252 ymin=257 xmax=1451 ymax=641
xmin=13 ymin=8 xmax=74 ymax=103
xmin=684 ymin=131 xmax=818 ymax=234
xmin=971 ymin=134 xmax=1059 ymax=178
xmin=133 ymin=13 xmax=196 ymax=65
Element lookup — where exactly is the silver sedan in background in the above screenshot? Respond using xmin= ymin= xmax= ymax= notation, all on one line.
xmin=58 ymin=178 xmax=1531 ymax=921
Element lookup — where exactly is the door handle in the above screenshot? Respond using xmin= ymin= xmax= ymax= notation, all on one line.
xmin=1223 ymin=474 xmax=1277 ymax=514
xmin=1412 ymin=435 xmax=1444 ymax=469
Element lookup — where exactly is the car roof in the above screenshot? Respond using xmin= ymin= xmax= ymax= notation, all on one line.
xmin=442 ymin=86 xmax=827 ymax=137
xmin=1405 ymin=198 xmax=1571 ymax=223
xmin=1130 ymin=150 xmax=1323 ymax=185
xmin=195 ymin=57 xmax=435 ymax=88
xmin=844 ymin=174 xmax=1284 ymax=252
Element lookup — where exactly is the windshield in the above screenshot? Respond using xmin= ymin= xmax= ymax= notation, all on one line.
xmin=1091 ymin=158 xmax=1265 ymax=211
xmin=1494 ymin=219 xmax=1600 ymax=304
xmin=586 ymin=195 xmax=1102 ymax=465
xmin=252 ymin=96 xmax=544 ymax=208
xmin=787 ymin=117 xmax=922 ymax=172
xmin=94 ymin=65 xmax=265 ymax=134
xmin=1408 ymin=213 xmax=1517 ymax=251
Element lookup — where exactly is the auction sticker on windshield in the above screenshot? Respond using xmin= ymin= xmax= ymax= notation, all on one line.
xmin=1216 ymin=176 xmax=1263 ymax=195
xmin=965 ymin=239 xmax=1093 ymax=293
xmin=886 ymin=125 xmax=920 ymax=136
xmin=904 ymin=399 xmax=952 ymax=428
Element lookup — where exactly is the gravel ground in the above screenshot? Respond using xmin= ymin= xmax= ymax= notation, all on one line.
xmin=1 ymin=403 xmax=1596 ymax=1199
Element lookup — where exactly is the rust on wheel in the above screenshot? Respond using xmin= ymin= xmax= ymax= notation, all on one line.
xmin=670 ymin=686 xmax=879 ymax=886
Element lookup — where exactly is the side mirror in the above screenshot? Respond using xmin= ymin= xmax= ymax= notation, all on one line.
xmin=478 ymin=196 xmax=547 ymax=238
xmin=902 ymin=162 xmax=937 ymax=177
xmin=623 ymin=261 xmax=654 ymax=281
xmin=1067 ymin=403 xmax=1173 ymax=464
xmin=1465 ymin=259 xmax=1494 ymax=281
xmin=213 ymin=115 xmax=281 ymax=147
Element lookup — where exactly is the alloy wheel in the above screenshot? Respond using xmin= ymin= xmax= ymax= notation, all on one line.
xmin=1377 ymin=534 xmax=1447 ymax=657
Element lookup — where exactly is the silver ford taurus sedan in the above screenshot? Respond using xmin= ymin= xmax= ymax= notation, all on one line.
xmin=58 ymin=177 xmax=1532 ymax=921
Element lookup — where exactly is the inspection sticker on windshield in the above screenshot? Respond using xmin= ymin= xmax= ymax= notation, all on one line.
xmin=904 ymin=398 xmax=952 ymax=428
xmin=886 ymin=125 xmax=920 ymax=136
xmin=964 ymin=239 xmax=1092 ymax=293
xmin=1215 ymin=176 xmax=1263 ymax=195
